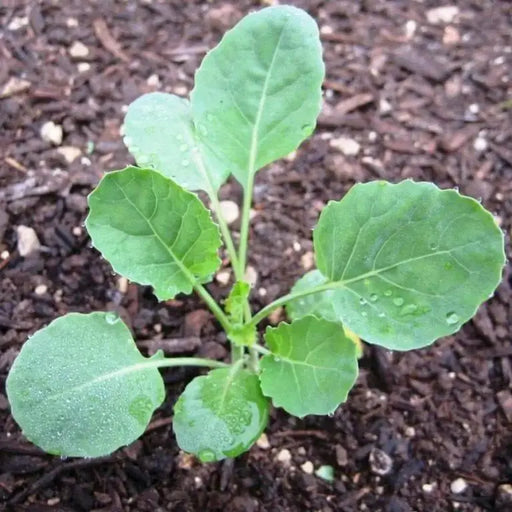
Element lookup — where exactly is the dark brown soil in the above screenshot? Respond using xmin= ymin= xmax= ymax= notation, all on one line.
xmin=1 ymin=1 xmax=511 ymax=511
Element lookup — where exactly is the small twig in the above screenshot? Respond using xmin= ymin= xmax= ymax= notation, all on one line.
xmin=8 ymin=455 xmax=115 ymax=505
xmin=273 ymin=429 xmax=329 ymax=440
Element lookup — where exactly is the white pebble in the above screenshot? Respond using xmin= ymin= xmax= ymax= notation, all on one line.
xmin=379 ymin=98 xmax=392 ymax=115
xmin=219 ymin=200 xmax=239 ymax=225
xmin=450 ymin=478 xmax=468 ymax=494
xmin=215 ymin=269 xmax=231 ymax=286
xmin=301 ymin=461 xmax=314 ymax=474
xmin=245 ymin=265 xmax=258 ymax=286
xmin=426 ymin=6 xmax=459 ymax=25
xmin=473 ymin=137 xmax=488 ymax=152
xmin=422 ymin=482 xmax=436 ymax=493
xmin=40 ymin=121 xmax=63 ymax=145
xmin=404 ymin=20 xmax=417 ymax=39
xmin=57 ymin=146 xmax=81 ymax=163
xmin=256 ymin=433 xmax=270 ymax=449
xmin=34 ymin=284 xmax=48 ymax=295
xmin=117 ymin=277 xmax=129 ymax=293
xmin=66 ymin=18 xmax=78 ymax=27
xmin=72 ymin=226 xmax=82 ymax=236
xmin=468 ymin=103 xmax=479 ymax=114
xmin=147 ymin=74 xmax=161 ymax=87
xmin=276 ymin=449 xmax=292 ymax=465
xmin=301 ymin=251 xmax=315 ymax=270
xmin=1 ymin=250 xmax=9 ymax=260
xmin=69 ymin=41 xmax=89 ymax=58
xmin=16 ymin=226 xmax=41 ymax=257
xmin=77 ymin=62 xmax=91 ymax=73
xmin=330 ymin=136 xmax=361 ymax=156
xmin=405 ymin=426 xmax=416 ymax=437
xmin=8 ymin=16 xmax=28 ymax=31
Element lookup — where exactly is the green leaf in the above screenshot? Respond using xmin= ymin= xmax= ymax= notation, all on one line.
xmin=123 ymin=92 xmax=229 ymax=193
xmin=85 ymin=166 xmax=222 ymax=301
xmin=259 ymin=316 xmax=359 ymax=418
xmin=6 ymin=312 xmax=165 ymax=458
xmin=173 ymin=368 xmax=269 ymax=462
xmin=313 ymin=180 xmax=505 ymax=350
xmin=225 ymin=281 xmax=251 ymax=322
xmin=191 ymin=5 xmax=324 ymax=188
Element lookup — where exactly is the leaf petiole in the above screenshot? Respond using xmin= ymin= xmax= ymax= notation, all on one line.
xmin=156 ymin=357 xmax=229 ymax=370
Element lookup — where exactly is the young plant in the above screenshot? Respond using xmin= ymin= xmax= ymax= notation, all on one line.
xmin=7 ymin=6 xmax=505 ymax=462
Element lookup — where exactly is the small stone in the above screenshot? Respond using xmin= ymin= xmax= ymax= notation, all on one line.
xmin=496 ymin=484 xmax=512 ymax=508
xmin=40 ymin=121 xmax=63 ymax=145
xmin=404 ymin=19 xmax=417 ymax=39
xmin=330 ymin=136 xmax=360 ymax=156
xmin=320 ymin=25 xmax=334 ymax=35
xmin=256 ymin=433 xmax=270 ymax=449
xmin=16 ymin=225 xmax=41 ymax=257
xmin=47 ymin=498 xmax=60 ymax=506
xmin=147 ymin=74 xmax=161 ymax=88
xmin=215 ymin=269 xmax=231 ymax=286
xmin=285 ymin=150 xmax=297 ymax=161
xmin=77 ymin=62 xmax=91 ymax=73
xmin=368 ymin=131 xmax=378 ymax=142
xmin=258 ymin=287 xmax=267 ymax=297
xmin=178 ymin=451 xmax=195 ymax=469
xmin=0 ymin=77 xmax=31 ymax=98
xmin=301 ymin=251 xmax=314 ymax=270
xmin=206 ymin=4 xmax=241 ymax=32
xmin=468 ymin=103 xmax=480 ymax=114
xmin=268 ymin=307 xmax=284 ymax=325
xmin=379 ymin=98 xmax=392 ymax=115
xmin=422 ymin=482 xmax=436 ymax=493
xmin=301 ymin=461 xmax=314 ymax=474
xmin=450 ymin=478 xmax=468 ymax=494
xmin=335 ymin=445 xmax=348 ymax=466
xmin=8 ymin=16 xmax=28 ymax=31
xmin=315 ymin=465 xmax=335 ymax=482
xmin=34 ymin=284 xmax=48 ymax=295
xmin=1 ymin=250 xmax=9 ymax=260
xmin=219 ymin=200 xmax=239 ymax=225
xmin=293 ymin=241 xmax=301 ymax=252
xmin=276 ymin=448 xmax=292 ymax=465
xmin=69 ymin=41 xmax=89 ymax=58
xmin=473 ymin=136 xmax=488 ymax=152
xmin=426 ymin=6 xmax=459 ymax=25
xmin=72 ymin=226 xmax=82 ymax=236
xmin=66 ymin=17 xmax=78 ymax=27
xmin=405 ymin=426 xmax=416 ymax=437
xmin=369 ymin=448 xmax=393 ymax=476
xmin=57 ymin=146 xmax=81 ymax=163
xmin=443 ymin=25 xmax=460 ymax=45
xmin=245 ymin=265 xmax=258 ymax=286
xmin=117 ymin=277 xmax=129 ymax=294
xmin=173 ymin=85 xmax=188 ymax=96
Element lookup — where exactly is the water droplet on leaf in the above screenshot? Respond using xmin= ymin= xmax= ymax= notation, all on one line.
xmin=393 ymin=297 xmax=404 ymax=306
xmin=179 ymin=144 xmax=188 ymax=152
xmin=446 ymin=312 xmax=459 ymax=325
xmin=105 ymin=312 xmax=120 ymax=324
xmin=182 ymin=159 xmax=190 ymax=167
xmin=370 ymin=293 xmax=378 ymax=302
xmin=384 ymin=290 xmax=392 ymax=297
xmin=429 ymin=242 xmax=438 ymax=250
xmin=359 ymin=297 xmax=367 ymax=305
xmin=198 ymin=449 xmax=217 ymax=463
xmin=399 ymin=304 xmax=418 ymax=316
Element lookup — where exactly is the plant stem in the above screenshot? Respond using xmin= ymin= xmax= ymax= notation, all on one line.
xmin=156 ymin=357 xmax=229 ymax=369
xmin=209 ymin=192 xmax=242 ymax=280
xmin=237 ymin=172 xmax=255 ymax=278
xmin=252 ymin=344 xmax=270 ymax=355
xmin=231 ymin=344 xmax=245 ymax=362
xmin=246 ymin=282 xmax=339 ymax=329
xmin=193 ymin=282 xmax=232 ymax=332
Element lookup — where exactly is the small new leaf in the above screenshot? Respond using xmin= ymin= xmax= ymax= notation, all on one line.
xmin=6 ymin=313 xmax=165 ymax=458
xmin=123 ymin=93 xmax=230 ymax=193
xmin=191 ymin=5 xmax=324 ymax=188
xmin=173 ymin=368 xmax=269 ymax=462
xmin=260 ymin=316 xmax=359 ymax=418
xmin=85 ymin=166 xmax=222 ymax=301
xmin=313 ymin=181 xmax=505 ymax=350
xmin=225 ymin=281 xmax=251 ymax=322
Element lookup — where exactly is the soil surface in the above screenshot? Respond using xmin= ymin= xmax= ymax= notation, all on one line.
xmin=1 ymin=1 xmax=511 ymax=511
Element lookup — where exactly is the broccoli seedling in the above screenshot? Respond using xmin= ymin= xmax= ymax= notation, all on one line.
xmin=6 ymin=5 xmax=505 ymax=462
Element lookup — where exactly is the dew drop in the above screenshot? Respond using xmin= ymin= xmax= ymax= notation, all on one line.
xmin=369 ymin=293 xmax=378 ymax=302
xmin=198 ymin=449 xmax=217 ymax=463
xmin=361 ymin=311 xmax=368 ymax=317
xmin=206 ymin=113 xmax=214 ymax=122
xmin=399 ymin=304 xmax=418 ymax=316
xmin=179 ymin=143 xmax=188 ymax=152
xmin=181 ymin=159 xmax=190 ymax=167
xmin=444 ymin=261 xmax=453 ymax=270
xmin=429 ymin=242 xmax=438 ymax=250
xmin=301 ymin=123 xmax=313 ymax=135
xmin=446 ymin=312 xmax=459 ymax=325
xmin=393 ymin=297 xmax=404 ymax=306
xmin=377 ymin=312 xmax=386 ymax=318
xmin=359 ymin=297 xmax=367 ymax=306
xmin=105 ymin=312 xmax=120 ymax=324
xmin=384 ymin=290 xmax=392 ymax=297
